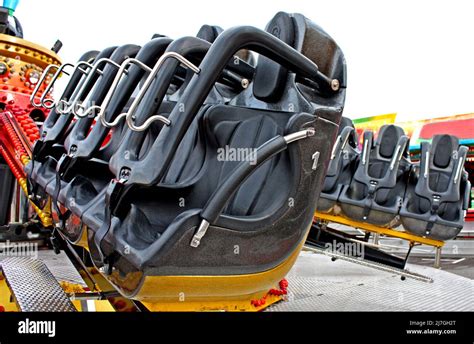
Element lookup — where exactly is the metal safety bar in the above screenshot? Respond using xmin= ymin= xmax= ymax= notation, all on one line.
xmin=55 ymin=60 xmax=95 ymax=114
xmin=330 ymin=129 xmax=351 ymax=160
xmin=92 ymin=58 xmax=152 ymax=127
xmin=60 ymin=58 xmax=123 ymax=117
xmin=122 ymin=51 xmax=200 ymax=132
xmin=39 ymin=63 xmax=75 ymax=109
xmin=30 ymin=63 xmax=62 ymax=108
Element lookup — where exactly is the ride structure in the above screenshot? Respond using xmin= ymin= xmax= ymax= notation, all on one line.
xmin=14 ymin=11 xmax=346 ymax=311
xmin=0 ymin=0 xmax=61 ymax=237
xmin=0 ymin=4 xmax=470 ymax=313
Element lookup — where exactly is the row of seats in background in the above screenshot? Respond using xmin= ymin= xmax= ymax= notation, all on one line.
xmin=317 ymin=118 xmax=471 ymax=241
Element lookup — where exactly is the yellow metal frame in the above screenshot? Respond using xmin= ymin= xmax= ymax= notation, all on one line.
xmin=114 ymin=234 xmax=307 ymax=311
xmin=314 ymin=212 xmax=444 ymax=248
xmin=101 ymin=227 xmax=311 ymax=312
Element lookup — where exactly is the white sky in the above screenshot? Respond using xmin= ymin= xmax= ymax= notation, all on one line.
xmin=15 ymin=0 xmax=474 ymax=122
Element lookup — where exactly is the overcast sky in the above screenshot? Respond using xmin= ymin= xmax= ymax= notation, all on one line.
xmin=14 ymin=0 xmax=474 ymax=122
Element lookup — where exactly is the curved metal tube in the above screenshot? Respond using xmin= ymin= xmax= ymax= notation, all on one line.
xmin=94 ymin=58 xmax=152 ymax=127
xmin=125 ymin=52 xmax=200 ymax=132
xmin=30 ymin=63 xmax=61 ymax=108
xmin=55 ymin=60 xmax=95 ymax=114
xmin=62 ymin=58 xmax=123 ymax=117
xmin=39 ymin=63 xmax=75 ymax=109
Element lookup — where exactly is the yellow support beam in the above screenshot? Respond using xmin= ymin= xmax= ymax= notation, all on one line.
xmin=314 ymin=212 xmax=445 ymax=248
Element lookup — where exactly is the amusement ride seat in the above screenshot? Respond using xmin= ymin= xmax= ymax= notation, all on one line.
xmin=338 ymin=124 xmax=411 ymax=227
xmin=25 ymin=49 xmax=99 ymax=199
xmin=399 ymin=134 xmax=470 ymax=240
xmin=26 ymin=46 xmax=130 ymax=191
xmin=52 ymin=26 xmax=247 ymax=242
xmin=316 ymin=117 xmax=359 ymax=214
xmin=81 ymin=12 xmax=347 ymax=304
xmin=79 ymin=32 xmax=254 ymax=238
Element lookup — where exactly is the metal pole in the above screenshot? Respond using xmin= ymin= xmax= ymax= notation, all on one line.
xmin=434 ymin=247 xmax=442 ymax=268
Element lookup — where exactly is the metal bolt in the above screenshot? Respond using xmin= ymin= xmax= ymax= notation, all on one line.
xmin=331 ymin=79 xmax=340 ymax=91
xmin=241 ymin=78 xmax=249 ymax=89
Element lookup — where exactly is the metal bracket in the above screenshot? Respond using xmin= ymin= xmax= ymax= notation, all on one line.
xmin=190 ymin=220 xmax=210 ymax=248
xmin=40 ymin=63 xmax=75 ymax=109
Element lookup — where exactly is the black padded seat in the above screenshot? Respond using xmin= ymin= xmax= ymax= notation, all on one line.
xmin=399 ymin=134 xmax=470 ymax=240
xmin=338 ymin=124 xmax=412 ymax=227
xmin=317 ymin=117 xmax=359 ymax=214
xmin=26 ymin=45 xmax=139 ymax=193
xmin=82 ymin=12 xmax=347 ymax=299
xmin=79 ymin=31 xmax=254 ymax=236
xmin=49 ymin=38 xmax=175 ymax=233
xmin=24 ymin=50 xmax=98 ymax=200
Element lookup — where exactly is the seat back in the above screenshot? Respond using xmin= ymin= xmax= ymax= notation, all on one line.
xmin=322 ymin=117 xmax=358 ymax=194
xmin=351 ymin=124 xmax=410 ymax=204
xmin=415 ymin=135 xmax=468 ymax=218
xmin=38 ymin=47 xmax=117 ymax=149
xmin=61 ymin=44 xmax=142 ymax=156
xmin=400 ymin=134 xmax=469 ymax=239
xmin=316 ymin=117 xmax=359 ymax=213
xmin=39 ymin=50 xmax=99 ymax=142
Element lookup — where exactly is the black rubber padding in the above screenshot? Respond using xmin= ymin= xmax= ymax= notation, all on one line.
xmin=433 ymin=135 xmax=453 ymax=168
xmin=196 ymin=25 xmax=223 ymax=43
xmin=253 ymin=12 xmax=295 ymax=102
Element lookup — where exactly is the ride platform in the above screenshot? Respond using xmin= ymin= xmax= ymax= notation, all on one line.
xmin=1 ymin=248 xmax=472 ymax=312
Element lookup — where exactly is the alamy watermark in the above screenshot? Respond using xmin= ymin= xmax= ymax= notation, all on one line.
xmin=217 ymin=145 xmax=257 ymax=165
xmin=324 ymin=239 xmax=365 ymax=258
xmin=0 ymin=240 xmax=38 ymax=260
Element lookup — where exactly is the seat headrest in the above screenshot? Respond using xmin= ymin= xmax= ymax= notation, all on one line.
xmin=432 ymin=134 xmax=459 ymax=169
xmin=252 ymin=12 xmax=296 ymax=102
xmin=196 ymin=25 xmax=223 ymax=43
xmin=151 ymin=33 xmax=166 ymax=39
xmin=376 ymin=125 xmax=405 ymax=158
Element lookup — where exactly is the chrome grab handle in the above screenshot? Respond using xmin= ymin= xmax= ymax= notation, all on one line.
xmin=93 ymin=58 xmax=152 ymax=127
xmin=362 ymin=139 xmax=369 ymax=165
xmin=55 ymin=61 xmax=95 ymax=114
xmin=39 ymin=63 xmax=75 ymax=109
xmin=124 ymin=52 xmax=200 ymax=132
xmin=63 ymin=58 xmax=123 ymax=117
xmin=30 ymin=63 xmax=73 ymax=109
xmin=389 ymin=137 xmax=408 ymax=171
xmin=330 ymin=134 xmax=342 ymax=160
xmin=30 ymin=64 xmax=60 ymax=108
